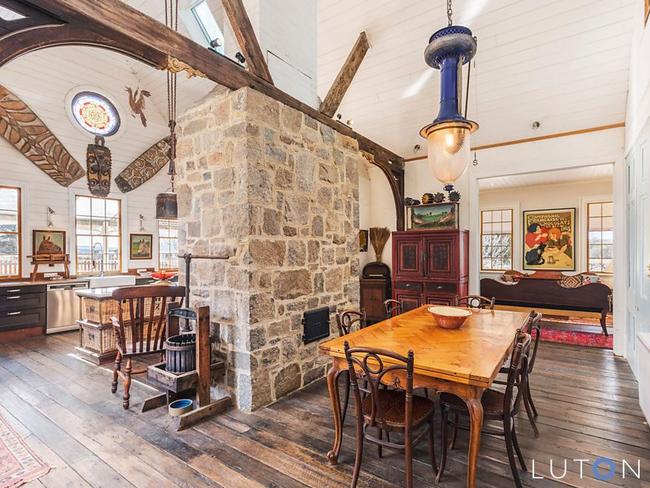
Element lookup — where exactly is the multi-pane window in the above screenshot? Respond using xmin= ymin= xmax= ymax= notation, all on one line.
xmin=481 ymin=209 xmax=513 ymax=271
xmin=587 ymin=201 xmax=613 ymax=273
xmin=75 ymin=196 xmax=121 ymax=274
xmin=158 ymin=219 xmax=178 ymax=270
xmin=0 ymin=186 xmax=21 ymax=278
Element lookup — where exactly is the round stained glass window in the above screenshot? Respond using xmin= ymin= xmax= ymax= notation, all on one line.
xmin=71 ymin=91 xmax=121 ymax=137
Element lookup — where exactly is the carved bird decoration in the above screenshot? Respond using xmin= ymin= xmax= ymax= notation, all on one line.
xmin=125 ymin=86 xmax=151 ymax=127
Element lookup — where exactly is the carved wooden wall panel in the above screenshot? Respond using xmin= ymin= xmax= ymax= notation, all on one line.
xmin=0 ymin=84 xmax=84 ymax=186
xmin=114 ymin=137 xmax=170 ymax=193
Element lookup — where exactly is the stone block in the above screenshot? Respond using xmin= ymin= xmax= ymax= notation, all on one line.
xmin=273 ymin=269 xmax=312 ymax=299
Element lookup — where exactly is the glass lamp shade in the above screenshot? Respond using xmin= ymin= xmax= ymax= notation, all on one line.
xmin=155 ymin=191 xmax=178 ymax=220
xmin=423 ymin=122 xmax=473 ymax=185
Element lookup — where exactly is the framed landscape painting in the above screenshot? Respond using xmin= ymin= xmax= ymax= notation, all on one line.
xmin=409 ymin=203 xmax=458 ymax=230
xmin=523 ymin=208 xmax=576 ymax=271
xmin=33 ymin=229 xmax=66 ymax=256
xmin=129 ymin=233 xmax=153 ymax=260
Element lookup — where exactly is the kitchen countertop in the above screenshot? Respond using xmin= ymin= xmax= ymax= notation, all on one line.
xmin=0 ymin=278 xmax=90 ymax=288
xmin=76 ymin=284 xmax=179 ymax=300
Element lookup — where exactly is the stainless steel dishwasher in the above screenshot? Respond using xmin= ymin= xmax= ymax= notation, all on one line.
xmin=46 ymin=281 xmax=89 ymax=333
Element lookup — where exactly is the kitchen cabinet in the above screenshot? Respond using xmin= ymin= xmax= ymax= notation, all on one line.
xmin=0 ymin=284 xmax=46 ymax=334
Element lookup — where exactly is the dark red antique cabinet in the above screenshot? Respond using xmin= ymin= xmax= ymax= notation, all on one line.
xmin=392 ymin=230 xmax=469 ymax=312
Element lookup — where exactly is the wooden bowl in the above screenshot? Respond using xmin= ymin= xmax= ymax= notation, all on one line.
xmin=428 ymin=306 xmax=472 ymax=329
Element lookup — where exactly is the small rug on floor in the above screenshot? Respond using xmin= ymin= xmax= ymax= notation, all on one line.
xmin=541 ymin=313 xmax=613 ymax=328
xmin=540 ymin=326 xmax=613 ymax=349
xmin=0 ymin=413 xmax=51 ymax=488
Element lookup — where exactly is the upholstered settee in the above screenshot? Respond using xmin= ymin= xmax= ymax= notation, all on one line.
xmin=480 ymin=271 xmax=612 ymax=335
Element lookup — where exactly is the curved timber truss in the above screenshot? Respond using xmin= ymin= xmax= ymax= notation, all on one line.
xmin=0 ymin=0 xmax=405 ymax=230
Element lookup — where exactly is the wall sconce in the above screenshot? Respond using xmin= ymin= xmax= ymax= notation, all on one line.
xmin=47 ymin=207 xmax=55 ymax=228
xmin=139 ymin=214 xmax=145 ymax=232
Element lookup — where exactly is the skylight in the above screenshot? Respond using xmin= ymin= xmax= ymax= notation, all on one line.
xmin=190 ymin=1 xmax=224 ymax=53
xmin=0 ymin=6 xmax=26 ymax=21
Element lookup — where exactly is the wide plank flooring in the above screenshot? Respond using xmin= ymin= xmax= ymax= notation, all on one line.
xmin=0 ymin=332 xmax=648 ymax=487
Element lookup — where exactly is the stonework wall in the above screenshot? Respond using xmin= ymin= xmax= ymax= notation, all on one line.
xmin=176 ymin=86 xmax=361 ymax=411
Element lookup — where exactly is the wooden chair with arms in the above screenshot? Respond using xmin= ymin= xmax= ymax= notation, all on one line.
xmin=439 ymin=330 xmax=532 ymax=488
xmin=455 ymin=295 xmax=496 ymax=310
xmin=344 ymin=342 xmax=437 ymax=488
xmin=110 ymin=286 xmax=185 ymax=409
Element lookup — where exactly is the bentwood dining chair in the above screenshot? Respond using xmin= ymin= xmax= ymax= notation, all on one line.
xmin=110 ymin=286 xmax=185 ymax=409
xmin=383 ymin=299 xmax=402 ymax=318
xmin=344 ymin=342 xmax=438 ymax=488
xmin=439 ymin=330 xmax=532 ymax=488
xmin=455 ymin=295 xmax=496 ymax=310
xmin=335 ymin=310 xmax=367 ymax=424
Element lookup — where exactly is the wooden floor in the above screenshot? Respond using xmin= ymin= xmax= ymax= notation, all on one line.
xmin=1 ymin=332 xmax=648 ymax=488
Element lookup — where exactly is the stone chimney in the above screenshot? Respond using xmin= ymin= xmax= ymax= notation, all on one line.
xmin=176 ymin=86 xmax=360 ymax=411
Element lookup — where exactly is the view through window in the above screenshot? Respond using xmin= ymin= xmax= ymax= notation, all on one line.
xmin=75 ymin=195 xmax=121 ymax=274
xmin=587 ymin=201 xmax=613 ymax=273
xmin=158 ymin=219 xmax=178 ymax=270
xmin=0 ymin=186 xmax=20 ymax=278
xmin=481 ymin=209 xmax=513 ymax=271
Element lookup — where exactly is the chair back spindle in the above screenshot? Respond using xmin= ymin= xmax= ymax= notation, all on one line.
xmin=112 ymin=286 xmax=184 ymax=355
xmin=335 ymin=310 xmax=366 ymax=337
xmin=343 ymin=342 xmax=414 ymax=432
xmin=383 ymin=299 xmax=402 ymax=318
xmin=504 ymin=330 xmax=532 ymax=416
xmin=455 ymin=295 xmax=495 ymax=310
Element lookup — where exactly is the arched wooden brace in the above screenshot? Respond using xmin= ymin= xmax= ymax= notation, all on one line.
xmin=0 ymin=1 xmax=405 ymax=229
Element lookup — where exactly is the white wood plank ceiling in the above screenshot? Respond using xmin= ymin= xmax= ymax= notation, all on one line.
xmin=317 ymin=0 xmax=636 ymax=157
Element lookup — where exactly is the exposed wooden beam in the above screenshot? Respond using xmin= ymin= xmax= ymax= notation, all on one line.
xmin=114 ymin=137 xmax=170 ymax=193
xmin=404 ymin=122 xmax=626 ymax=162
xmin=2 ymin=0 xmax=405 ymax=229
xmin=220 ymin=0 xmax=272 ymax=84
xmin=0 ymin=84 xmax=84 ymax=186
xmin=320 ymin=31 xmax=369 ymax=118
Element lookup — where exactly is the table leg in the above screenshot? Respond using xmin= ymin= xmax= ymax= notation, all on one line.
xmin=464 ymin=388 xmax=485 ymax=488
xmin=326 ymin=362 xmax=343 ymax=464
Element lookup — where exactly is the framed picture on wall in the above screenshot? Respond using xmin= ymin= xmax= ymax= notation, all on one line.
xmin=523 ymin=208 xmax=576 ymax=271
xmin=129 ymin=233 xmax=153 ymax=260
xmin=409 ymin=203 xmax=458 ymax=230
xmin=359 ymin=229 xmax=368 ymax=252
xmin=32 ymin=229 xmax=66 ymax=256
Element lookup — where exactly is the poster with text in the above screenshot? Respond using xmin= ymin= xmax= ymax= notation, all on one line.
xmin=523 ymin=208 xmax=575 ymax=271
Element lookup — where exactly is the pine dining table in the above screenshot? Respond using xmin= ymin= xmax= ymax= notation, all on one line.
xmin=319 ymin=305 xmax=530 ymax=488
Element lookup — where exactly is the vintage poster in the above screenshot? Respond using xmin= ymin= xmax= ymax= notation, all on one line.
xmin=523 ymin=208 xmax=576 ymax=271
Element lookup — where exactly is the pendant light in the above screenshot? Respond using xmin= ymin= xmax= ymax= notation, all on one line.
xmin=156 ymin=0 xmax=179 ymax=220
xmin=420 ymin=0 xmax=478 ymax=189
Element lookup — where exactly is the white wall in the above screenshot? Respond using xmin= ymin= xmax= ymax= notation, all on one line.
xmin=479 ymin=178 xmax=613 ymax=282
xmin=401 ymin=128 xmax=627 ymax=353
xmin=0 ymin=138 xmax=169 ymax=278
xmin=625 ymin=1 xmax=650 ymax=153
xmin=357 ymin=161 xmax=396 ymax=272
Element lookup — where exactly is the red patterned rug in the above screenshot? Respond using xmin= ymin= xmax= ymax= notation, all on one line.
xmin=540 ymin=326 xmax=613 ymax=349
xmin=0 ymin=413 xmax=51 ymax=488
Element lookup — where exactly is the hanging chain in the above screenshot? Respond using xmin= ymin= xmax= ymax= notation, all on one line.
xmin=165 ymin=0 xmax=179 ymax=191
xmin=447 ymin=0 xmax=453 ymax=26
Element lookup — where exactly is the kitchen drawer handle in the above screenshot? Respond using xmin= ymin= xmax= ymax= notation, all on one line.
xmin=7 ymin=289 xmax=21 ymax=293
xmin=7 ymin=311 xmax=21 ymax=316
xmin=6 ymin=295 xmax=20 ymax=299
xmin=436 ymin=285 xmax=444 ymax=290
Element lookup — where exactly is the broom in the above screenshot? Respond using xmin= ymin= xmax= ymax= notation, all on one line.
xmin=369 ymin=227 xmax=391 ymax=263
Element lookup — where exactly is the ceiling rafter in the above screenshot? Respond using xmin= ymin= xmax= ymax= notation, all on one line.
xmin=220 ymin=0 xmax=273 ymax=84
xmin=0 ymin=84 xmax=84 ymax=186
xmin=320 ymin=31 xmax=369 ymax=118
